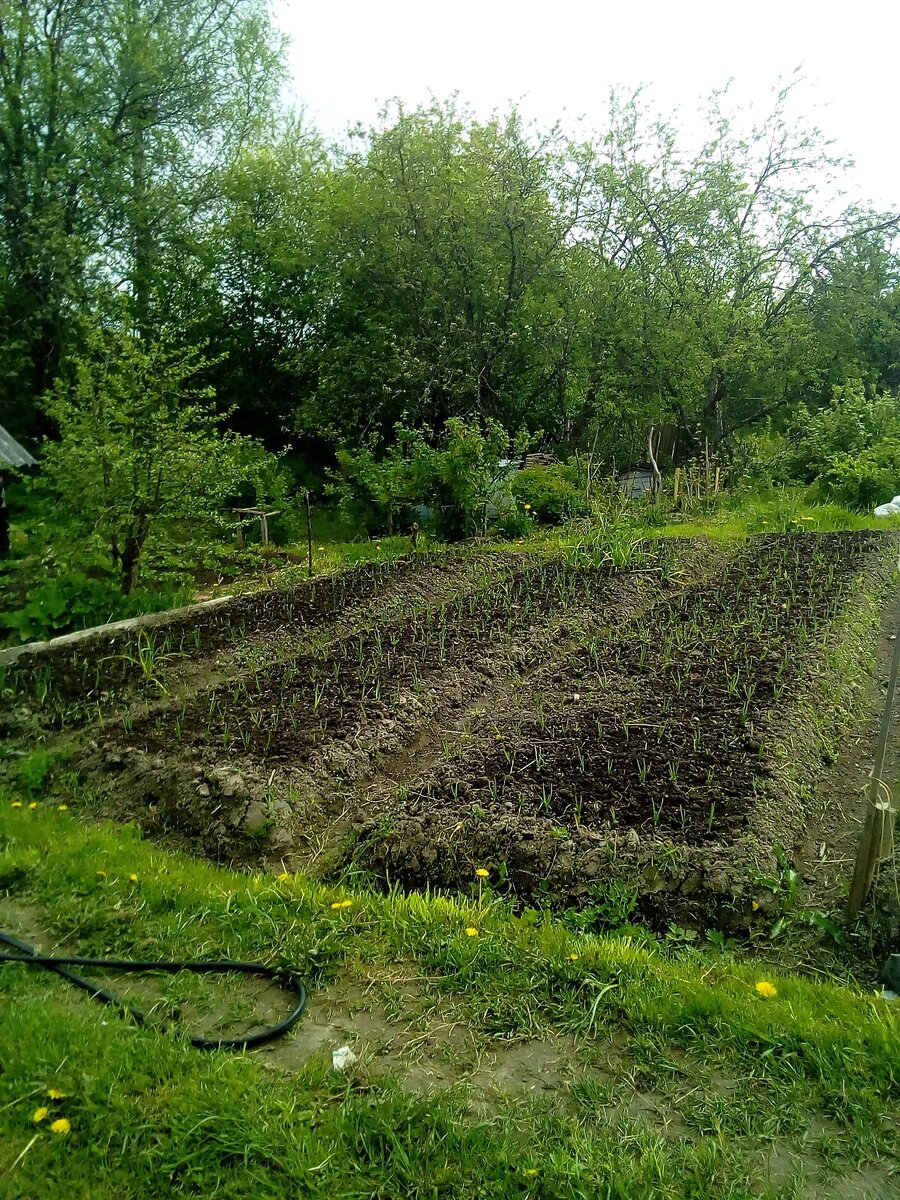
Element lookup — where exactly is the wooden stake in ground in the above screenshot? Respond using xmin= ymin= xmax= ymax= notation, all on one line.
xmin=648 ymin=427 xmax=662 ymax=500
xmin=232 ymin=507 xmax=281 ymax=548
xmin=305 ymin=490 xmax=313 ymax=579
xmin=847 ymin=601 xmax=900 ymax=917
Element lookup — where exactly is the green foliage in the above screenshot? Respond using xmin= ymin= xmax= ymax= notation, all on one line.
xmin=332 ymin=425 xmax=437 ymax=534
xmin=493 ymin=504 xmax=537 ymax=540
xmin=0 ymin=572 xmax=188 ymax=644
xmin=431 ymin=417 xmax=514 ymax=539
xmin=784 ymin=381 xmax=900 ymax=508
xmin=0 ymin=0 xmax=284 ymax=434
xmin=509 ymin=464 xmax=587 ymax=525
xmin=332 ymin=417 xmax=519 ymax=540
xmin=41 ymin=325 xmax=284 ymax=592
xmin=822 ymin=438 xmax=900 ymax=510
xmin=14 ymin=749 xmax=67 ymax=795
xmin=559 ymin=878 xmax=639 ymax=932
xmin=0 ymin=574 xmax=119 ymax=642
xmin=724 ymin=427 xmax=791 ymax=488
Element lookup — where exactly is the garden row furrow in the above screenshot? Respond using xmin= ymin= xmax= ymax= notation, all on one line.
xmin=356 ymin=532 xmax=889 ymax=908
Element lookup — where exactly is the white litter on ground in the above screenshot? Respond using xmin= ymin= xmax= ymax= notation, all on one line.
xmin=332 ymin=1046 xmax=358 ymax=1071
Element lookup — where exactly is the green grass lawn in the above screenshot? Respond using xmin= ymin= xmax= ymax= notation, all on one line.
xmin=1 ymin=790 xmax=898 ymax=1198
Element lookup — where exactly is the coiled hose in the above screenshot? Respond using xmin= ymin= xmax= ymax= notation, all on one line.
xmin=0 ymin=928 xmax=307 ymax=1050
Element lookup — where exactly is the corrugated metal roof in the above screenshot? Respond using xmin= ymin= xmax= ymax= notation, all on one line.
xmin=0 ymin=424 xmax=37 ymax=468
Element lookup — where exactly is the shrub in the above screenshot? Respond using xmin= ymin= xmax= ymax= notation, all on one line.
xmin=332 ymin=418 xmax=532 ymax=541
xmin=0 ymin=572 xmax=190 ymax=644
xmin=509 ymin=464 xmax=587 ymax=525
xmin=15 ymin=749 xmax=68 ymax=794
xmin=784 ymin=380 xmax=900 ymax=504
xmin=42 ymin=324 xmax=284 ymax=594
xmin=493 ymin=504 xmax=537 ymax=540
xmin=821 ymin=438 xmax=900 ymax=510
xmin=725 ymin=428 xmax=791 ymax=489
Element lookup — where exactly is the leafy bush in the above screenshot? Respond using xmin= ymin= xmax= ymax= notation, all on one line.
xmin=821 ymin=438 xmax=900 ymax=510
xmin=783 ymin=381 xmax=900 ymax=507
xmin=42 ymin=324 xmax=285 ymax=593
xmin=0 ymin=572 xmax=189 ymax=644
xmin=493 ymin=504 xmax=537 ymax=540
xmin=332 ymin=425 xmax=434 ymax=535
xmin=725 ymin=427 xmax=791 ymax=488
xmin=15 ymin=749 xmax=68 ymax=794
xmin=332 ymin=418 xmax=532 ymax=540
xmin=509 ymin=464 xmax=587 ymax=524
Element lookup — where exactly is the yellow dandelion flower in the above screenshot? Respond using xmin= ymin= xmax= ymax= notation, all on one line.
xmin=28 ymin=802 xmax=38 ymax=810
xmin=465 ymin=927 xmax=479 ymax=937
xmin=277 ymin=872 xmax=291 ymax=882
xmin=11 ymin=801 xmax=22 ymax=808
xmin=524 ymin=1167 xmax=539 ymax=1177
xmin=47 ymin=1088 xmax=66 ymax=1100
xmin=129 ymin=873 xmax=139 ymax=883
xmin=50 ymin=1118 xmax=70 ymax=1134
xmin=755 ymin=980 xmax=778 ymax=998
xmin=567 ymin=953 xmax=579 ymax=961
xmin=330 ymin=899 xmax=353 ymax=910
xmin=57 ymin=804 xmax=68 ymax=812
xmin=475 ymin=868 xmax=489 ymax=878
xmin=523 ymin=503 xmax=532 ymax=510
xmin=33 ymin=1107 xmax=49 ymax=1123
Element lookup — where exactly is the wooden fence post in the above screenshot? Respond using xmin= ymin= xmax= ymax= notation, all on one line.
xmin=305 ymin=491 xmax=313 ymax=579
xmin=848 ymin=600 xmax=900 ymax=917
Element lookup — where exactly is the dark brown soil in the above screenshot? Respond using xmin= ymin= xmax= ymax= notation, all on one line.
xmin=355 ymin=533 xmax=891 ymax=911
xmin=7 ymin=531 xmax=896 ymax=932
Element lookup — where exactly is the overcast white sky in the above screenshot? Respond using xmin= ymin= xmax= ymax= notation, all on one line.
xmin=273 ymin=0 xmax=899 ymax=210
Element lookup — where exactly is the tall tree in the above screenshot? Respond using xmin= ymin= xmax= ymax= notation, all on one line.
xmin=576 ymin=82 xmax=900 ymax=448
xmin=195 ymin=119 xmax=327 ymax=442
xmin=0 ymin=0 xmax=97 ymax=434
xmin=296 ymin=101 xmax=592 ymax=447
xmin=0 ymin=0 xmax=284 ymax=434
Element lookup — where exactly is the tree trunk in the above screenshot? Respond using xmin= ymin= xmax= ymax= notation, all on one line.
xmin=648 ymin=427 xmax=662 ymax=500
xmin=0 ymin=476 xmax=10 ymax=559
xmin=131 ymin=116 xmax=154 ymax=336
xmin=120 ymin=535 xmax=142 ymax=595
xmin=705 ymin=365 xmax=728 ymax=442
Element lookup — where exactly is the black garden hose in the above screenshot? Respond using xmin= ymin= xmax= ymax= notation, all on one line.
xmin=0 ymin=929 xmax=307 ymax=1050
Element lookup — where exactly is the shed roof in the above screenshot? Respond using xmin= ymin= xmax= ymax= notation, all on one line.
xmin=0 ymin=424 xmax=37 ymax=468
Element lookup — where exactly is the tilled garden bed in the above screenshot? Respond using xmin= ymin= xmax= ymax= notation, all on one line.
xmin=4 ymin=532 xmax=894 ymax=926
